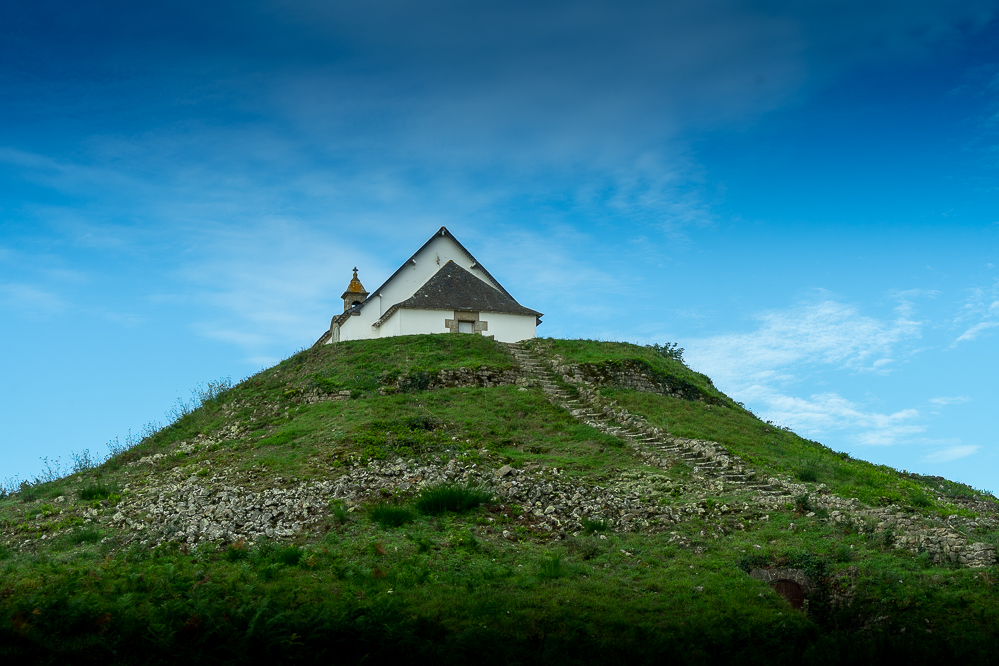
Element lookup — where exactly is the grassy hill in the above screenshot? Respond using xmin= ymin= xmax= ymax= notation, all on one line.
xmin=1 ymin=334 xmax=998 ymax=665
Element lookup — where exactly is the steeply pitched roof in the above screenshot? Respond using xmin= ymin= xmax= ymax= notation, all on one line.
xmin=373 ymin=261 xmax=541 ymax=327
xmin=367 ymin=226 xmax=512 ymax=300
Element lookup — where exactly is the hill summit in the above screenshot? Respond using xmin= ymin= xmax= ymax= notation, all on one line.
xmin=2 ymin=335 xmax=998 ymax=664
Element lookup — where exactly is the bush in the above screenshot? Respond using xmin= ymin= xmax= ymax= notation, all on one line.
xmin=404 ymin=415 xmax=441 ymax=431
xmin=275 ymin=545 xmax=303 ymax=566
xmin=646 ymin=342 xmax=684 ymax=363
xmin=224 ymin=540 xmax=250 ymax=562
xmin=68 ymin=527 xmax=103 ymax=545
xmin=538 ymin=554 xmax=567 ymax=580
xmin=70 ymin=449 xmax=100 ymax=473
xmin=581 ymin=517 xmax=608 ymax=534
xmin=78 ymin=482 xmax=119 ymax=501
xmin=415 ymin=482 xmax=493 ymax=515
xmin=449 ymin=529 xmax=479 ymax=551
xmin=797 ymin=465 xmax=819 ymax=483
xmin=18 ymin=481 xmax=42 ymax=503
xmin=78 ymin=481 xmax=118 ymax=502
xmin=329 ymin=500 xmax=349 ymax=525
xmin=369 ymin=504 xmax=416 ymax=528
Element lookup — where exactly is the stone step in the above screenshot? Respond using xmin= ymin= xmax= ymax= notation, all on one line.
xmin=513 ymin=342 xmax=787 ymax=509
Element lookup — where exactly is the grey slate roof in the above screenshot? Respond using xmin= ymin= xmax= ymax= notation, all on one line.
xmin=373 ymin=261 xmax=541 ymax=327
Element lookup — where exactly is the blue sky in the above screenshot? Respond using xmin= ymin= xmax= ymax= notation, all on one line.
xmin=2 ymin=0 xmax=998 ymax=491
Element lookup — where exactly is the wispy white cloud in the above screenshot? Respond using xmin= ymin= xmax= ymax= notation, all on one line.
xmin=924 ymin=445 xmax=980 ymax=463
xmin=955 ymin=321 xmax=999 ymax=344
xmin=190 ymin=326 xmax=275 ymax=350
xmin=737 ymin=385 xmax=924 ymax=446
xmin=952 ymin=279 xmax=999 ymax=346
xmin=0 ymin=282 xmax=67 ymax=317
xmin=686 ymin=297 xmax=922 ymax=387
xmin=929 ymin=396 xmax=971 ymax=406
xmin=685 ymin=296 xmax=927 ymax=448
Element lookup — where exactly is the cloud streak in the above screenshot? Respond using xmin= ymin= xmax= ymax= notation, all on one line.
xmin=924 ymin=445 xmax=980 ymax=463
xmin=686 ymin=297 xmax=921 ymax=386
xmin=952 ymin=279 xmax=999 ymax=346
xmin=685 ymin=297 xmax=927 ymax=448
xmin=0 ymin=282 xmax=67 ymax=317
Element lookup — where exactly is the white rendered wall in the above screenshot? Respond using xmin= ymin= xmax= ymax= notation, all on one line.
xmin=482 ymin=311 xmax=537 ymax=343
xmin=376 ymin=308 xmax=450 ymax=338
xmin=336 ymin=308 xmax=535 ymax=343
xmin=337 ymin=310 xmax=378 ymax=341
xmin=380 ymin=309 xmax=535 ymax=342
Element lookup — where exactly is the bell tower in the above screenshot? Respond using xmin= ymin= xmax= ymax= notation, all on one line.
xmin=341 ymin=267 xmax=368 ymax=312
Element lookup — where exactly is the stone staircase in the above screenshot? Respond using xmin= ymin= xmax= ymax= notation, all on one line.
xmin=502 ymin=340 xmax=996 ymax=568
xmin=503 ymin=341 xmax=789 ymax=501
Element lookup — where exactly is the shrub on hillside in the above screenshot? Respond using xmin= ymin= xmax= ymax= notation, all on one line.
xmin=369 ymin=504 xmax=416 ymax=528
xmin=68 ymin=527 xmax=103 ymax=545
xmin=415 ymin=482 xmax=492 ymax=515
xmin=646 ymin=342 xmax=684 ymax=363
xmin=582 ymin=517 xmax=608 ymax=534
xmin=78 ymin=482 xmax=119 ymax=502
xmin=797 ymin=464 xmax=820 ymax=483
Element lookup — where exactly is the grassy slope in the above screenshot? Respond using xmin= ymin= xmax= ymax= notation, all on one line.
xmin=538 ymin=338 xmax=989 ymax=512
xmin=1 ymin=335 xmax=998 ymax=664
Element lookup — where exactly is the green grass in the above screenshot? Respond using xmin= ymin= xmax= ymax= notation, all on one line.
xmin=67 ymin=527 xmax=103 ymax=544
xmin=2 ymin=335 xmax=997 ymax=662
xmin=581 ymin=517 xmax=608 ymax=534
xmin=597 ymin=387 xmax=983 ymax=511
xmin=415 ymin=481 xmax=493 ymax=515
xmin=369 ymin=504 xmax=416 ymax=528
xmin=531 ymin=337 xmax=724 ymax=401
xmin=77 ymin=481 xmax=120 ymax=501
xmin=0 ymin=508 xmax=996 ymax=663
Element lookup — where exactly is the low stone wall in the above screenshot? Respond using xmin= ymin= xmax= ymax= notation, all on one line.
xmin=301 ymin=389 xmax=352 ymax=404
xmin=548 ymin=358 xmax=715 ymax=403
xmin=379 ymin=366 xmax=527 ymax=394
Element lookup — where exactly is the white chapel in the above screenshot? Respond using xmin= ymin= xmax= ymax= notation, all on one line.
xmin=316 ymin=227 xmax=542 ymax=345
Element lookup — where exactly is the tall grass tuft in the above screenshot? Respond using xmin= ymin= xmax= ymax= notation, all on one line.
xmin=328 ymin=500 xmax=349 ymax=525
xmin=908 ymin=490 xmax=933 ymax=509
xmin=415 ymin=482 xmax=493 ymax=515
xmin=797 ymin=463 xmax=820 ymax=483
xmin=538 ymin=554 xmax=567 ymax=580
xmin=68 ymin=527 xmax=103 ymax=545
xmin=582 ymin=517 xmax=608 ymax=534
xmin=369 ymin=504 xmax=416 ymax=528
xmin=274 ymin=545 xmax=304 ymax=566
xmin=78 ymin=482 xmax=119 ymax=501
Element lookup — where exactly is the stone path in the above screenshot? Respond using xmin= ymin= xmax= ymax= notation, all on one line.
xmin=502 ymin=341 xmax=996 ymax=568
xmin=503 ymin=342 xmax=791 ymax=501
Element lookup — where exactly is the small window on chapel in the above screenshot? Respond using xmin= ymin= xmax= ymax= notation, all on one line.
xmin=458 ymin=321 xmax=474 ymax=334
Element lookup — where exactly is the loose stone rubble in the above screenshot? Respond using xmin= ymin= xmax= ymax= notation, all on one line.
xmin=2 ymin=341 xmax=994 ymax=570
xmin=98 ymin=456 xmax=707 ymax=547
xmin=510 ymin=340 xmax=997 ymax=568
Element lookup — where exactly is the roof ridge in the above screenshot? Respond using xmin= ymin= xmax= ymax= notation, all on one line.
xmin=365 ymin=227 xmax=513 ymax=302
xmin=371 ymin=260 xmax=540 ymax=328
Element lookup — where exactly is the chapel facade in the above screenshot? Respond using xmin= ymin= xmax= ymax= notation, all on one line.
xmin=315 ymin=227 xmax=542 ymax=345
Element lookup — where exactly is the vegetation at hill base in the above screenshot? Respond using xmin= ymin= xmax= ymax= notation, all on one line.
xmin=1 ymin=333 xmax=997 ymax=665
